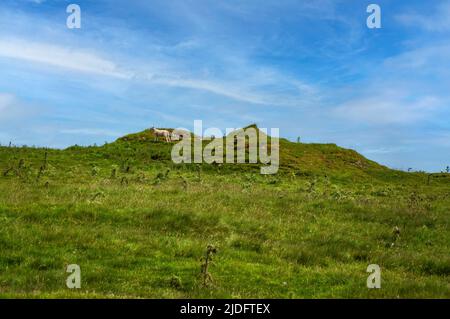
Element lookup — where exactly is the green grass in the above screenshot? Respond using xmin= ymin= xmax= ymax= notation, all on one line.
xmin=0 ymin=129 xmax=449 ymax=298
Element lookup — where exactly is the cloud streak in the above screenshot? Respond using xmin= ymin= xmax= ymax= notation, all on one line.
xmin=396 ymin=2 xmax=450 ymax=32
xmin=0 ymin=38 xmax=130 ymax=79
xmin=334 ymin=94 xmax=441 ymax=125
xmin=0 ymin=32 xmax=320 ymax=107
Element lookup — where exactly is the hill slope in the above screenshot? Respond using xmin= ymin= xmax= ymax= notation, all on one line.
xmin=114 ymin=124 xmax=390 ymax=179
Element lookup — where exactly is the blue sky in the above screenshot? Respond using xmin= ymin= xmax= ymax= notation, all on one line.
xmin=0 ymin=0 xmax=449 ymax=172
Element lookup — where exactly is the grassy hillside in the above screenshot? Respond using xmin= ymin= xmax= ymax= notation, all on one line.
xmin=118 ymin=125 xmax=390 ymax=175
xmin=0 ymin=127 xmax=449 ymax=298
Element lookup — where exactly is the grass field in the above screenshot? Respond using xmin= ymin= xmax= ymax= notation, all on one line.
xmin=0 ymin=128 xmax=449 ymax=298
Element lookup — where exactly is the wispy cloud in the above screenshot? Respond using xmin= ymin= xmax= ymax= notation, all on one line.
xmin=0 ymin=32 xmax=320 ymax=107
xmin=384 ymin=44 xmax=450 ymax=72
xmin=0 ymin=38 xmax=131 ymax=79
xmin=396 ymin=2 xmax=450 ymax=32
xmin=146 ymin=72 xmax=319 ymax=107
xmin=334 ymin=93 xmax=441 ymax=125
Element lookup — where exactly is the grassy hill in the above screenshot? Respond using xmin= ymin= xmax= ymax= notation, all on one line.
xmin=117 ymin=125 xmax=390 ymax=176
xmin=0 ymin=126 xmax=449 ymax=298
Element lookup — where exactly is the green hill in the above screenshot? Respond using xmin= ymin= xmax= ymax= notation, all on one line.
xmin=0 ymin=125 xmax=449 ymax=298
xmin=114 ymin=125 xmax=390 ymax=177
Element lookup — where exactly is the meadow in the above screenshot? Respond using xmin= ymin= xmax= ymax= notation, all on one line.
xmin=0 ymin=128 xmax=449 ymax=298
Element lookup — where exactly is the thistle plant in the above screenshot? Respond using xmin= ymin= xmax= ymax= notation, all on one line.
xmin=200 ymin=244 xmax=217 ymax=287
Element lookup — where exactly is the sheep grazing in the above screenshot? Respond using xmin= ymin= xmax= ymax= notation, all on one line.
xmin=150 ymin=127 xmax=171 ymax=143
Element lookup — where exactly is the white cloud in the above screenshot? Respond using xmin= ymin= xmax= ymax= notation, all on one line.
xmin=333 ymin=39 xmax=450 ymax=126
xmin=0 ymin=38 xmax=131 ymax=79
xmin=396 ymin=2 xmax=450 ymax=32
xmin=0 ymin=2 xmax=324 ymax=108
xmin=148 ymin=76 xmax=276 ymax=105
xmin=334 ymin=93 xmax=441 ymax=125
xmin=384 ymin=44 xmax=450 ymax=71
xmin=144 ymin=66 xmax=320 ymax=107
xmin=0 ymin=37 xmax=318 ymax=107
